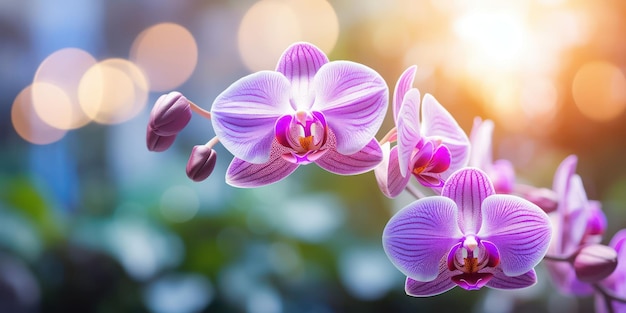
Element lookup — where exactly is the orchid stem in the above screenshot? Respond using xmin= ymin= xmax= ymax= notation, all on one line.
xmin=542 ymin=254 xmax=573 ymax=262
xmin=205 ymin=136 xmax=219 ymax=149
xmin=189 ymin=101 xmax=212 ymax=120
xmin=379 ymin=127 xmax=397 ymax=145
xmin=405 ymin=183 xmax=426 ymax=200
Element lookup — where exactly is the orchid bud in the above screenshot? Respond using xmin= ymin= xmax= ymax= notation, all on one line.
xmin=146 ymin=125 xmax=177 ymax=152
xmin=186 ymin=145 xmax=217 ymax=182
xmin=573 ymin=244 xmax=618 ymax=283
xmin=149 ymin=91 xmax=192 ymax=136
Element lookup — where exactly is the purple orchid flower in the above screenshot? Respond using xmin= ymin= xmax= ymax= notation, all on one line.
xmin=595 ymin=229 xmax=626 ymax=313
xmin=210 ymin=42 xmax=388 ymax=187
xmin=382 ymin=167 xmax=552 ymax=296
xmin=468 ymin=117 xmax=516 ymax=194
xmin=374 ymin=66 xmax=469 ymax=197
xmin=544 ymin=155 xmax=608 ymax=296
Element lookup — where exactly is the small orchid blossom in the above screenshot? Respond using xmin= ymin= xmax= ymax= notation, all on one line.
xmin=468 ymin=117 xmax=516 ymax=194
xmin=544 ymin=155 xmax=608 ymax=296
xmin=374 ymin=66 xmax=469 ymax=198
xmin=211 ymin=42 xmax=388 ymax=187
xmin=595 ymin=230 xmax=626 ymax=313
xmin=383 ymin=167 xmax=552 ymax=296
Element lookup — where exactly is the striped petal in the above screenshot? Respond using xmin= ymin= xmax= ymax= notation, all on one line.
xmin=478 ymin=195 xmax=552 ymax=277
xmin=486 ymin=268 xmax=537 ymax=290
xmin=442 ymin=168 xmax=495 ymax=234
xmin=396 ymin=88 xmax=422 ymax=177
xmin=374 ymin=145 xmax=411 ymax=198
xmin=211 ymin=71 xmax=292 ymax=164
xmin=383 ymin=197 xmax=462 ymax=282
xmin=315 ymin=138 xmax=382 ymax=175
xmin=405 ymin=264 xmax=457 ymax=297
xmin=225 ymin=144 xmax=299 ymax=188
xmin=276 ymin=42 xmax=329 ymax=110
xmin=393 ymin=65 xmax=417 ymax=122
xmin=421 ymin=93 xmax=470 ymax=174
xmin=311 ymin=61 xmax=388 ymax=155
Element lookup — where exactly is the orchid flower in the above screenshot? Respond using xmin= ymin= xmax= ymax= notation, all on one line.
xmin=544 ymin=155 xmax=608 ymax=296
xmin=468 ymin=117 xmax=516 ymax=194
xmin=374 ymin=66 xmax=469 ymax=198
xmin=382 ymin=167 xmax=552 ymax=296
xmin=210 ymin=42 xmax=388 ymax=187
xmin=595 ymin=230 xmax=626 ymax=313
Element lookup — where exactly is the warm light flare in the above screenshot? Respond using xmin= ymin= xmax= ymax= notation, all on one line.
xmin=572 ymin=61 xmax=626 ymax=122
xmin=11 ymin=84 xmax=68 ymax=145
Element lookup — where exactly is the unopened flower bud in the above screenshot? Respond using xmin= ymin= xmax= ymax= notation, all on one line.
xmin=573 ymin=244 xmax=618 ymax=283
xmin=149 ymin=91 xmax=192 ymax=136
xmin=146 ymin=125 xmax=177 ymax=152
xmin=186 ymin=145 xmax=217 ymax=182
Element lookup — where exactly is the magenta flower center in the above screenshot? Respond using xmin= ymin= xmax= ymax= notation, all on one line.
xmin=275 ymin=110 xmax=329 ymax=164
xmin=447 ymin=235 xmax=500 ymax=290
xmin=410 ymin=138 xmax=452 ymax=187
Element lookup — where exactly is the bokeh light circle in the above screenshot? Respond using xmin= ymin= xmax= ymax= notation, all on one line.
xmin=572 ymin=61 xmax=626 ymax=121
xmin=32 ymin=48 xmax=97 ymax=129
xmin=238 ymin=0 xmax=339 ymax=72
xmin=11 ymin=84 xmax=67 ymax=145
xmin=78 ymin=58 xmax=149 ymax=124
xmin=130 ymin=23 xmax=198 ymax=92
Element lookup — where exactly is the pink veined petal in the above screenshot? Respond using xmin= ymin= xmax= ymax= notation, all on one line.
xmin=412 ymin=141 xmax=434 ymax=171
xmin=442 ymin=167 xmax=495 ymax=234
xmin=421 ymin=93 xmax=470 ymax=173
xmin=393 ymin=65 xmax=417 ymax=122
xmin=396 ymin=88 xmax=422 ymax=177
xmin=383 ymin=197 xmax=462 ymax=281
xmin=315 ymin=138 xmax=382 ymax=175
xmin=275 ymin=42 xmax=329 ymax=110
xmin=428 ymin=144 xmax=452 ymax=174
xmin=485 ymin=268 xmax=537 ymax=290
xmin=468 ymin=117 xmax=494 ymax=170
xmin=311 ymin=61 xmax=388 ymax=155
xmin=383 ymin=146 xmax=412 ymax=198
xmin=478 ymin=195 xmax=552 ymax=277
xmin=374 ymin=142 xmax=392 ymax=196
xmin=404 ymin=263 xmax=457 ymax=297
xmin=211 ymin=71 xmax=293 ymax=164
xmin=225 ymin=143 xmax=299 ymax=188
xmin=560 ymin=175 xmax=592 ymax=255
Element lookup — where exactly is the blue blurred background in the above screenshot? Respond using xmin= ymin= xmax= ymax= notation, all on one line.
xmin=2 ymin=0 xmax=626 ymax=312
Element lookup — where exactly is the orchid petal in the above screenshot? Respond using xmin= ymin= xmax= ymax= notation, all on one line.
xmin=393 ymin=65 xmax=417 ymax=122
xmin=397 ymin=88 xmax=422 ymax=177
xmin=545 ymin=261 xmax=594 ymax=295
xmin=312 ymin=61 xmax=388 ymax=155
xmin=382 ymin=146 xmax=412 ymax=198
xmin=421 ymin=94 xmax=470 ymax=173
xmin=429 ymin=144 xmax=452 ymax=174
xmin=562 ymin=175 xmax=591 ymax=254
xmin=315 ymin=138 xmax=383 ymax=175
xmin=211 ymin=71 xmax=292 ymax=164
xmin=275 ymin=42 xmax=329 ymax=110
xmin=486 ymin=268 xmax=537 ymax=290
xmin=442 ymin=168 xmax=494 ymax=234
xmin=479 ymin=195 xmax=552 ymax=277
xmin=405 ymin=265 xmax=457 ymax=297
xmin=383 ymin=197 xmax=462 ymax=281
xmin=553 ymin=154 xmax=578 ymax=196
xmin=225 ymin=145 xmax=299 ymax=188
xmin=468 ymin=117 xmax=494 ymax=169
xmin=374 ymin=142 xmax=392 ymax=196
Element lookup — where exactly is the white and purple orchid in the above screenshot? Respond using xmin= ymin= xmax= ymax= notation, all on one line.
xmin=210 ymin=42 xmax=388 ymax=188
xmin=545 ymin=155 xmax=608 ymax=295
xmin=374 ymin=66 xmax=470 ymax=198
xmin=382 ymin=167 xmax=552 ymax=296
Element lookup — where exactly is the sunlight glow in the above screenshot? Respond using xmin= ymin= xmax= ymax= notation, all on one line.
xmin=572 ymin=61 xmax=626 ymax=121
xmin=11 ymin=84 xmax=67 ymax=145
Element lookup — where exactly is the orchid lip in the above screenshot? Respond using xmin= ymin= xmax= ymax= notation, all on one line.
xmin=275 ymin=110 xmax=328 ymax=157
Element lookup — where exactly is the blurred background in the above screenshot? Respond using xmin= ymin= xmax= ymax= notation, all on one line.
xmin=1 ymin=0 xmax=626 ymax=312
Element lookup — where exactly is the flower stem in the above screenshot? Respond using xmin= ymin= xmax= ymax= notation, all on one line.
xmin=205 ymin=136 xmax=219 ymax=149
xmin=542 ymin=254 xmax=573 ymax=262
xmin=189 ymin=100 xmax=212 ymax=120
xmin=379 ymin=127 xmax=397 ymax=145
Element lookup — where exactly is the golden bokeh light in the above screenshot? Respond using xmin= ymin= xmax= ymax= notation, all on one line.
xmin=32 ymin=48 xmax=97 ymax=129
xmin=520 ymin=77 xmax=559 ymax=123
xmin=572 ymin=61 xmax=626 ymax=122
xmin=130 ymin=23 xmax=198 ymax=92
xmin=78 ymin=58 xmax=149 ymax=125
xmin=238 ymin=0 xmax=339 ymax=72
xmin=11 ymin=84 xmax=67 ymax=145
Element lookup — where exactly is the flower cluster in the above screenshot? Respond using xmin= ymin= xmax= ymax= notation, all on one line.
xmin=146 ymin=42 xmax=625 ymax=310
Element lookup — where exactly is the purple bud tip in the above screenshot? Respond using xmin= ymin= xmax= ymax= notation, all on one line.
xmin=186 ymin=145 xmax=217 ymax=182
xmin=573 ymin=244 xmax=618 ymax=283
xmin=147 ymin=125 xmax=177 ymax=152
xmin=149 ymin=91 xmax=193 ymax=136
xmin=523 ymin=187 xmax=558 ymax=213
